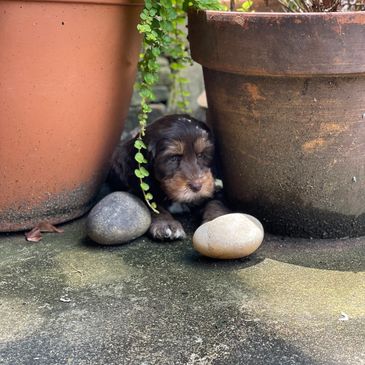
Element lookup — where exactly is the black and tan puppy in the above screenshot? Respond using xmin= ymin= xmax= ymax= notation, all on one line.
xmin=109 ymin=114 xmax=230 ymax=240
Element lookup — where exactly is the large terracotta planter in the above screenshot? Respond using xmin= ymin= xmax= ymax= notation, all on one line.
xmin=188 ymin=10 xmax=365 ymax=238
xmin=0 ymin=0 xmax=143 ymax=231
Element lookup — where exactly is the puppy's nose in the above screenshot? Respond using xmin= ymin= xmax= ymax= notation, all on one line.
xmin=188 ymin=180 xmax=203 ymax=192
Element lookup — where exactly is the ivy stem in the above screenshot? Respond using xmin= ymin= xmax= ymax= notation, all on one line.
xmin=135 ymin=0 xmax=224 ymax=214
xmin=136 ymin=165 xmax=159 ymax=214
xmin=136 ymin=131 xmax=159 ymax=214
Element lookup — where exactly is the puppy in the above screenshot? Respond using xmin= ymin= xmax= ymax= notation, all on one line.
xmin=109 ymin=114 xmax=230 ymax=240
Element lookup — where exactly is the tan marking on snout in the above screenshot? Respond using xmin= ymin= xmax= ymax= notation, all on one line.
xmin=161 ymin=170 xmax=215 ymax=203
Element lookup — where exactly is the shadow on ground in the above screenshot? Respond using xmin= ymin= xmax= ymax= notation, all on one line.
xmin=0 ymin=214 xmax=364 ymax=365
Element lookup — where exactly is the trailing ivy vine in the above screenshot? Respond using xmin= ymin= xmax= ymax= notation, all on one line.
xmin=135 ymin=0 xmax=223 ymax=213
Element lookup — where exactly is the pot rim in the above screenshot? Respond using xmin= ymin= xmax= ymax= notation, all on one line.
xmin=188 ymin=9 xmax=365 ymax=76
xmin=198 ymin=9 xmax=365 ymax=17
xmin=1 ymin=0 xmax=144 ymax=5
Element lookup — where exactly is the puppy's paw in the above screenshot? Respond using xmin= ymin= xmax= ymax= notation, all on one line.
xmin=149 ymin=219 xmax=186 ymax=241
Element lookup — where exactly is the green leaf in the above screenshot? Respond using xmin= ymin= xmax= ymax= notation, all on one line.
xmin=148 ymin=58 xmax=159 ymax=71
xmin=140 ymin=182 xmax=150 ymax=191
xmin=239 ymin=0 xmax=253 ymax=11
xmin=138 ymin=115 xmax=148 ymax=125
xmin=170 ymin=62 xmax=184 ymax=71
xmin=148 ymin=8 xmax=157 ymax=16
xmin=177 ymin=101 xmax=187 ymax=109
xmin=139 ymin=88 xmax=155 ymax=101
xmin=145 ymin=193 xmax=153 ymax=200
xmin=144 ymin=73 xmax=156 ymax=85
xmin=135 ymin=152 xmax=145 ymax=164
xmin=146 ymin=33 xmax=157 ymax=42
xmin=134 ymin=139 xmax=142 ymax=150
xmin=134 ymin=139 xmax=147 ymax=150
xmin=140 ymin=166 xmax=150 ymax=177
xmin=134 ymin=169 xmax=144 ymax=179
xmin=137 ymin=24 xmax=151 ymax=33
xmin=151 ymin=48 xmax=161 ymax=57
xmin=142 ymin=104 xmax=152 ymax=113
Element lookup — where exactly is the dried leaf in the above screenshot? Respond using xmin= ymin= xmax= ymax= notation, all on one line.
xmin=24 ymin=221 xmax=63 ymax=242
xmin=37 ymin=221 xmax=64 ymax=233
xmin=25 ymin=227 xmax=42 ymax=242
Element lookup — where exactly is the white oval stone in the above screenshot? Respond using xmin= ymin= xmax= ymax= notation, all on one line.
xmin=192 ymin=213 xmax=264 ymax=259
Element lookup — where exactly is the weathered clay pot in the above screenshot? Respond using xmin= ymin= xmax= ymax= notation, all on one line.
xmin=188 ymin=10 xmax=365 ymax=238
xmin=0 ymin=0 xmax=143 ymax=231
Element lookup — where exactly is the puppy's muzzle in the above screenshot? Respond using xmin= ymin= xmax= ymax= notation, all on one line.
xmin=188 ymin=180 xmax=203 ymax=193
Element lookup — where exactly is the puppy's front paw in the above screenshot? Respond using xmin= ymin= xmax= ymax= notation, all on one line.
xmin=149 ymin=219 xmax=186 ymax=241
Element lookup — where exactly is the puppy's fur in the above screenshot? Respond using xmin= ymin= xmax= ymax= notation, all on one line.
xmin=109 ymin=114 xmax=230 ymax=240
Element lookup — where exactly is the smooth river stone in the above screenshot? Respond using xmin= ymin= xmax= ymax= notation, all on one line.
xmin=192 ymin=213 xmax=264 ymax=259
xmin=87 ymin=192 xmax=151 ymax=245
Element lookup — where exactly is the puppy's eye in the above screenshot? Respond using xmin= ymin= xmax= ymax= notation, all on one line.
xmin=196 ymin=153 xmax=204 ymax=160
xmin=169 ymin=155 xmax=182 ymax=163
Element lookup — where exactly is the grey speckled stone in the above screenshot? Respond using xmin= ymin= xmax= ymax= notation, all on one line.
xmin=86 ymin=192 xmax=151 ymax=245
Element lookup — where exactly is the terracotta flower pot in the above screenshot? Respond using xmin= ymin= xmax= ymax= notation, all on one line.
xmin=0 ymin=0 xmax=143 ymax=231
xmin=188 ymin=10 xmax=365 ymax=238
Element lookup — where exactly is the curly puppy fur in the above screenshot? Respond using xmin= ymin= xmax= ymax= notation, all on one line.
xmin=109 ymin=114 xmax=230 ymax=240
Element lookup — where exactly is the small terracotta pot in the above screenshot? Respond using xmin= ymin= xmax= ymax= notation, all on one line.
xmin=188 ymin=10 xmax=365 ymax=238
xmin=0 ymin=0 xmax=143 ymax=231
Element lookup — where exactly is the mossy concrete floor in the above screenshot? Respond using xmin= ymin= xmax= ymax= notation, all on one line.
xmin=0 ymin=215 xmax=364 ymax=365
